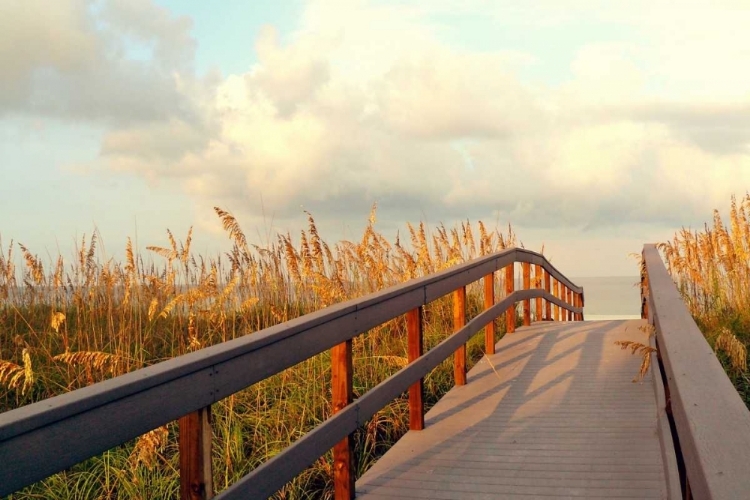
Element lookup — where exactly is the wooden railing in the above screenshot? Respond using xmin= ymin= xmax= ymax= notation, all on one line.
xmin=641 ymin=244 xmax=750 ymax=500
xmin=0 ymin=248 xmax=583 ymax=499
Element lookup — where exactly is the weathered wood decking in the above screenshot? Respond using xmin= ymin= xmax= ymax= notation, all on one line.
xmin=357 ymin=320 xmax=672 ymax=499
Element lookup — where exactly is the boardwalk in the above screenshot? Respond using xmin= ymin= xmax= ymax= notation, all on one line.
xmin=357 ymin=320 xmax=671 ymax=499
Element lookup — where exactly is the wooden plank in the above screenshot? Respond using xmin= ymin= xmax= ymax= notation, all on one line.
xmin=179 ymin=406 xmax=213 ymax=500
xmin=484 ymin=274 xmax=495 ymax=355
xmin=407 ymin=307 xmax=424 ymax=431
xmin=522 ymin=262 xmax=531 ymax=326
xmin=505 ymin=264 xmax=515 ymax=334
xmin=643 ymin=244 xmax=750 ymax=500
xmin=332 ymin=340 xmax=354 ymax=500
xmin=357 ymin=320 xmax=668 ymax=499
xmin=453 ymin=286 xmax=467 ymax=387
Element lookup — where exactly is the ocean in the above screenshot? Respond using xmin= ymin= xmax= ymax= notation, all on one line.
xmin=571 ymin=276 xmax=642 ymax=320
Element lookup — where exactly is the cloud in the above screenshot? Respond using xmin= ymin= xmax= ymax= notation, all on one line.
xmin=0 ymin=0 xmax=198 ymax=124
xmin=99 ymin=0 xmax=750 ymax=236
xmin=6 ymin=0 xmax=750 ymax=247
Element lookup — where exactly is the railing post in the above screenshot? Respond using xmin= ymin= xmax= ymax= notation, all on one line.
xmin=407 ymin=307 xmax=424 ymax=431
xmin=332 ymin=340 xmax=354 ymax=500
xmin=179 ymin=406 xmax=213 ymax=500
xmin=551 ymin=279 xmax=557 ymax=321
xmin=564 ymin=287 xmax=570 ymax=321
xmin=580 ymin=291 xmax=585 ymax=321
xmin=576 ymin=292 xmax=582 ymax=321
xmin=556 ymin=281 xmax=562 ymax=322
xmin=505 ymin=264 xmax=515 ymax=333
xmin=534 ymin=265 xmax=542 ymax=322
xmin=454 ymin=286 xmax=467 ymax=386
xmin=544 ymin=270 xmax=551 ymax=320
xmin=484 ymin=273 xmax=495 ymax=355
xmin=522 ymin=262 xmax=531 ymax=326
xmin=569 ymin=289 xmax=574 ymax=321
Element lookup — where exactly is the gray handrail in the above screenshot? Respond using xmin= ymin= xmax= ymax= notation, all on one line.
xmin=0 ymin=247 xmax=582 ymax=497
xmin=642 ymin=244 xmax=750 ymax=499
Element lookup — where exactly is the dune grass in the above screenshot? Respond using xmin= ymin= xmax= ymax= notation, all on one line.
xmin=659 ymin=193 xmax=750 ymax=405
xmin=0 ymin=206 xmax=520 ymax=499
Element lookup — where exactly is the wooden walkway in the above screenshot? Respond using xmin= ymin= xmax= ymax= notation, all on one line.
xmin=357 ymin=320 xmax=672 ymax=499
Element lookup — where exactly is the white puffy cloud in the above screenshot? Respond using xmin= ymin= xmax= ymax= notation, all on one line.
xmin=98 ymin=0 xmax=750 ymax=239
xmin=5 ymin=0 xmax=750 ymax=264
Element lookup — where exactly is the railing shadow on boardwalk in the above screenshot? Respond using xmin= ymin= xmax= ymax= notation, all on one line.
xmin=421 ymin=323 xmax=587 ymax=427
xmin=356 ymin=320 xmax=667 ymax=499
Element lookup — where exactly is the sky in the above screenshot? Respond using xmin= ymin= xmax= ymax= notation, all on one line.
xmin=2 ymin=0 xmax=750 ymax=277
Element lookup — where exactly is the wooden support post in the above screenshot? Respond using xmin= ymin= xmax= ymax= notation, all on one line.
xmin=407 ymin=307 xmax=424 ymax=431
xmin=544 ymin=270 xmax=551 ymax=320
xmin=564 ymin=288 xmax=570 ymax=321
xmin=575 ymin=293 xmax=581 ymax=321
xmin=179 ymin=406 xmax=213 ymax=500
xmin=505 ymin=264 xmax=515 ymax=333
xmin=550 ymin=278 xmax=556 ymax=321
xmin=580 ymin=292 xmax=585 ymax=321
xmin=555 ymin=280 xmax=561 ymax=322
xmin=454 ymin=286 xmax=467 ymax=386
xmin=568 ymin=289 xmax=573 ymax=321
xmin=332 ymin=340 xmax=354 ymax=500
xmin=522 ymin=262 xmax=531 ymax=326
xmin=484 ymin=273 xmax=495 ymax=355
xmin=534 ymin=265 xmax=542 ymax=322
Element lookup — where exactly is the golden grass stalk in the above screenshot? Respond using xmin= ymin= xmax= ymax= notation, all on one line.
xmin=614 ymin=340 xmax=657 ymax=383
xmin=0 ymin=349 xmax=34 ymax=395
xmin=129 ymin=425 xmax=170 ymax=470
xmin=715 ymin=328 xmax=747 ymax=374
xmin=53 ymin=350 xmax=125 ymax=379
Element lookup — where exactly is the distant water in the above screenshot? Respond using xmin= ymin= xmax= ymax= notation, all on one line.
xmin=570 ymin=276 xmax=641 ymax=320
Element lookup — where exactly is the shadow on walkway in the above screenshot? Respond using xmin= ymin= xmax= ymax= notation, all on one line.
xmin=356 ymin=320 xmax=665 ymax=499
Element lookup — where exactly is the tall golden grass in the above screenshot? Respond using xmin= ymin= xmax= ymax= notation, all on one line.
xmin=0 ymin=206 xmax=519 ymax=499
xmin=659 ymin=193 xmax=750 ymax=398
